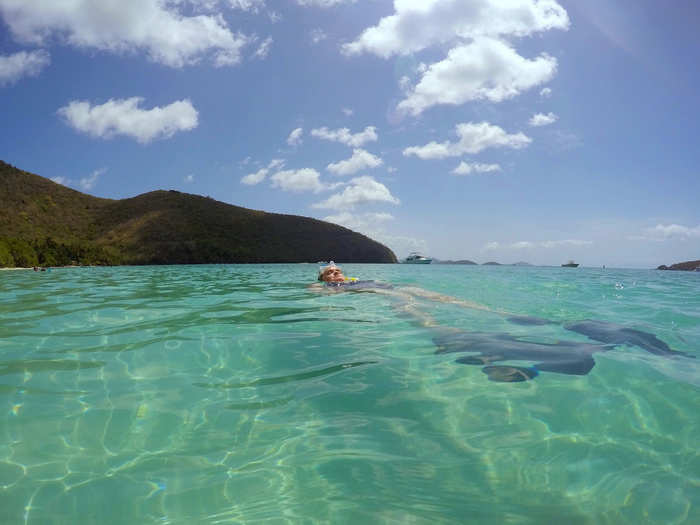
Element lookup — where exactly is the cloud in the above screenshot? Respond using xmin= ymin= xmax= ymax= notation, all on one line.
xmin=50 ymin=176 xmax=68 ymax=186
xmin=57 ymin=97 xmax=199 ymax=143
xmin=311 ymin=125 xmax=378 ymax=147
xmin=341 ymin=107 xmax=353 ymax=116
xmin=483 ymin=239 xmax=593 ymax=251
xmin=539 ymin=239 xmax=593 ymax=248
xmin=397 ymin=37 xmax=557 ymax=115
xmin=322 ymin=211 xmax=394 ymax=231
xmin=309 ymin=29 xmax=327 ymax=44
xmin=79 ymin=168 xmax=106 ymax=191
xmin=540 ymin=87 xmax=552 ymax=98
xmin=451 ymin=161 xmax=501 ymax=175
xmin=404 ymin=122 xmax=531 ymax=159
xmin=296 ymin=0 xmax=356 ymax=7
xmin=342 ymin=0 xmax=569 ymax=58
xmin=268 ymin=158 xmax=285 ymax=170
xmin=252 ymin=36 xmax=273 ymax=59
xmin=0 ymin=49 xmax=50 ymax=85
xmin=0 ymin=0 xmax=251 ymax=67
xmin=287 ymin=127 xmax=303 ymax=146
xmin=241 ymin=168 xmax=267 ymax=185
xmin=241 ymin=159 xmax=285 ymax=185
xmin=327 ymin=149 xmax=383 ymax=176
xmin=529 ymin=112 xmax=558 ymax=127
xmin=184 ymin=174 xmax=195 ymax=183
xmin=639 ymin=224 xmax=700 ymax=241
xmin=179 ymin=0 xmax=266 ymax=10
xmin=225 ymin=0 xmax=267 ymax=11
xmin=312 ymin=176 xmax=399 ymax=210
xmin=271 ymin=168 xmax=325 ymax=193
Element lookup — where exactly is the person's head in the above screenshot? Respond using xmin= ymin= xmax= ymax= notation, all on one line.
xmin=318 ymin=263 xmax=346 ymax=282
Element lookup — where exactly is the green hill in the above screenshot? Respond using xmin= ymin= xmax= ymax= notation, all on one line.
xmin=0 ymin=160 xmax=397 ymax=267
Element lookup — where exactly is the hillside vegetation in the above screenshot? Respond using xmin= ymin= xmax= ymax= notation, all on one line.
xmin=0 ymin=160 xmax=397 ymax=267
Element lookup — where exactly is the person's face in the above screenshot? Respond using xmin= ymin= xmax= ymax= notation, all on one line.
xmin=322 ymin=267 xmax=345 ymax=282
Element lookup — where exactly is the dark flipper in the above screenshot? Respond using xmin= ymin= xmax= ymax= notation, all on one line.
xmin=565 ymin=320 xmax=695 ymax=358
xmin=482 ymin=365 xmax=538 ymax=382
xmin=507 ymin=316 xmax=555 ymax=326
xmin=534 ymin=354 xmax=596 ymax=376
xmin=456 ymin=354 xmax=502 ymax=365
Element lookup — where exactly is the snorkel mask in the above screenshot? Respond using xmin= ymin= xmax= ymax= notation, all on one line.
xmin=318 ymin=261 xmax=338 ymax=281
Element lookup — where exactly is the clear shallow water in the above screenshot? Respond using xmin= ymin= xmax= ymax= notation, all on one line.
xmin=1 ymin=264 xmax=698 ymax=524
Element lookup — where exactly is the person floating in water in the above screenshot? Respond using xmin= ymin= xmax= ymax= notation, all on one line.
xmin=313 ymin=262 xmax=695 ymax=382
xmin=315 ymin=261 xmax=492 ymax=316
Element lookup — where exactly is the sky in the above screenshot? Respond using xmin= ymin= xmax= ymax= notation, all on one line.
xmin=1 ymin=0 xmax=699 ymax=269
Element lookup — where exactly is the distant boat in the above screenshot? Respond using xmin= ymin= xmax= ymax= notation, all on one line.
xmin=562 ymin=260 xmax=579 ymax=268
xmin=404 ymin=252 xmax=432 ymax=264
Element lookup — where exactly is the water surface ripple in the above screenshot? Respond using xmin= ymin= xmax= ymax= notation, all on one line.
xmin=0 ymin=264 xmax=698 ymax=524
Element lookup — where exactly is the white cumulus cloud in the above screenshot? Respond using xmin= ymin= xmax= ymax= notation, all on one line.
xmin=342 ymin=0 xmax=569 ymax=58
xmin=540 ymin=87 xmax=552 ymax=98
xmin=642 ymin=224 xmax=700 ymax=241
xmin=241 ymin=168 xmax=267 ymax=186
xmin=252 ymin=36 xmax=273 ymax=59
xmin=57 ymin=97 xmax=199 ymax=143
xmin=404 ymin=122 xmax=531 ymax=159
xmin=310 ymin=126 xmax=378 ymax=147
xmin=529 ymin=112 xmax=558 ymax=126
xmin=323 ymin=211 xmax=394 ymax=232
xmin=225 ymin=0 xmax=267 ymax=11
xmin=327 ymin=149 xmax=383 ymax=176
xmin=241 ymin=159 xmax=284 ymax=185
xmin=79 ymin=168 xmax=106 ymax=192
xmin=270 ymin=168 xmax=325 ymax=193
xmin=312 ymin=176 xmax=399 ymax=210
xmin=0 ymin=49 xmax=50 ymax=85
xmin=296 ymin=0 xmax=356 ymax=7
xmin=451 ymin=161 xmax=501 ymax=175
xmin=287 ymin=127 xmax=303 ymax=146
xmin=398 ymin=37 xmax=557 ymax=115
xmin=0 ymin=0 xmax=251 ymax=67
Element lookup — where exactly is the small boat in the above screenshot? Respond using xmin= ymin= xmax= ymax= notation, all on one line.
xmin=404 ymin=252 xmax=432 ymax=264
xmin=562 ymin=260 xmax=579 ymax=268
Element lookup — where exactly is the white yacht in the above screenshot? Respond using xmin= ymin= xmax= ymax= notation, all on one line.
xmin=404 ymin=252 xmax=432 ymax=264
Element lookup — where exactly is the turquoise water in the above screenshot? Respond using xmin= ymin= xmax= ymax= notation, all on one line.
xmin=1 ymin=264 xmax=698 ymax=524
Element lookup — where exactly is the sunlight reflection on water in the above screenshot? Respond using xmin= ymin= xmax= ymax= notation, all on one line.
xmin=0 ymin=264 xmax=698 ymax=524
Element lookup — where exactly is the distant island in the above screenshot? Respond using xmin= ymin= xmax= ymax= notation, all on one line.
xmin=434 ymin=259 xmax=478 ymax=265
xmin=0 ymin=160 xmax=397 ymax=267
xmin=434 ymin=260 xmax=535 ymax=266
xmin=657 ymin=260 xmax=700 ymax=271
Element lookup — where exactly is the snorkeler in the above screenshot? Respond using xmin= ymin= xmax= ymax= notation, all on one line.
xmin=314 ymin=261 xmax=496 ymax=319
xmin=316 ymin=261 xmax=392 ymax=290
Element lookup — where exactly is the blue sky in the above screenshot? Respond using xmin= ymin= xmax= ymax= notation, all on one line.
xmin=1 ymin=0 xmax=699 ymax=268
